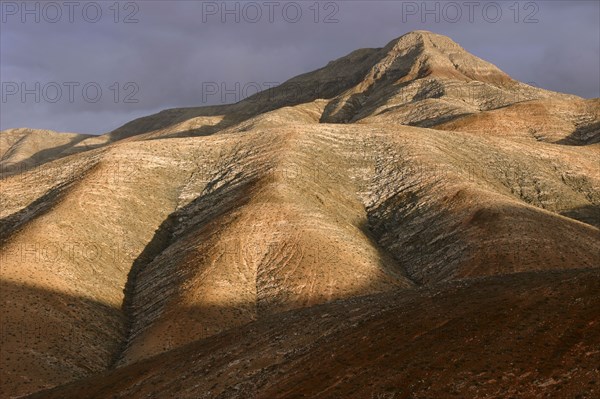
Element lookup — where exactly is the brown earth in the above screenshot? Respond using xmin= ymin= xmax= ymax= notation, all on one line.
xmin=0 ymin=31 xmax=598 ymax=399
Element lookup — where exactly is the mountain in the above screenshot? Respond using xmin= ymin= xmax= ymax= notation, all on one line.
xmin=0 ymin=128 xmax=95 ymax=178
xmin=1 ymin=30 xmax=598 ymax=399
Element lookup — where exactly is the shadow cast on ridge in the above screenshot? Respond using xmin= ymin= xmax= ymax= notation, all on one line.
xmin=0 ymin=281 xmax=124 ymax=399
xmin=556 ymin=121 xmax=600 ymax=145
xmin=25 ymin=268 xmax=600 ymax=399
xmin=0 ymin=134 xmax=91 ymax=179
xmin=560 ymin=204 xmax=600 ymax=229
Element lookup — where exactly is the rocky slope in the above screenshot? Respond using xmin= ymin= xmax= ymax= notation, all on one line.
xmin=0 ymin=128 xmax=96 ymax=178
xmin=0 ymin=31 xmax=598 ymax=399
xmin=27 ymin=269 xmax=600 ymax=399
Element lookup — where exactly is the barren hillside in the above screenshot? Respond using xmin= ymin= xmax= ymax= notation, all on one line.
xmin=0 ymin=31 xmax=598 ymax=399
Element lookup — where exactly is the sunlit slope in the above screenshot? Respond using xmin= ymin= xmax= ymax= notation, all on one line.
xmin=28 ymin=269 xmax=600 ymax=399
xmin=0 ymin=30 xmax=598 ymax=398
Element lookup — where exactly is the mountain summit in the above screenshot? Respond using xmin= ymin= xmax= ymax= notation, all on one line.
xmin=380 ymin=30 xmax=512 ymax=83
xmin=71 ymin=31 xmax=581 ymax=142
xmin=320 ymin=30 xmax=568 ymax=124
xmin=1 ymin=32 xmax=599 ymax=399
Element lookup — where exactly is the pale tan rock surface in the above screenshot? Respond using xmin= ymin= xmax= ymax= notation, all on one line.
xmin=0 ymin=31 xmax=598 ymax=398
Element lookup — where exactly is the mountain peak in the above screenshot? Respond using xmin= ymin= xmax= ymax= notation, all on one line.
xmin=378 ymin=30 xmax=510 ymax=84
xmin=106 ymin=31 xmax=560 ymax=137
xmin=2 ymin=26 xmax=599 ymax=399
xmin=387 ymin=30 xmax=457 ymax=47
xmin=319 ymin=31 xmax=528 ymax=123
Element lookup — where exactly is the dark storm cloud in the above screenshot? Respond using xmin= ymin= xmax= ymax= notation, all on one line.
xmin=1 ymin=0 xmax=598 ymax=134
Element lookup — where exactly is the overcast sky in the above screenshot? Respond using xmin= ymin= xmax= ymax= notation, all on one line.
xmin=1 ymin=0 xmax=598 ymax=135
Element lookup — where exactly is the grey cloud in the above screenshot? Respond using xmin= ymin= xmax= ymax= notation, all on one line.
xmin=1 ymin=0 xmax=598 ymax=134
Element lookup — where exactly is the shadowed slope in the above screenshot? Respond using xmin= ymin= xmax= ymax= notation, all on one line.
xmin=320 ymin=31 xmax=572 ymax=125
xmin=0 ymin=140 xmax=201 ymax=397
xmin=0 ymin=129 xmax=94 ymax=178
xmin=363 ymin=125 xmax=599 ymax=284
xmin=27 ymin=269 xmax=600 ymax=399
xmin=116 ymin=116 xmax=414 ymax=365
xmin=1 ymin=31 xmax=598 ymax=399
xmin=0 ymin=282 xmax=123 ymax=398
xmin=103 ymin=46 xmax=384 ymax=142
xmin=2 ymin=106 xmax=598 ymax=397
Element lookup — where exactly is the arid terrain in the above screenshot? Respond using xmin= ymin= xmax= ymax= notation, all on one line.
xmin=1 ymin=31 xmax=599 ymax=398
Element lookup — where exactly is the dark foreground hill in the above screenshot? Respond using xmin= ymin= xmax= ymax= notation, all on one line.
xmin=1 ymin=31 xmax=598 ymax=399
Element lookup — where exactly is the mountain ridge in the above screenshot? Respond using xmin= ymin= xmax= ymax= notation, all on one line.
xmin=0 ymin=31 xmax=598 ymax=399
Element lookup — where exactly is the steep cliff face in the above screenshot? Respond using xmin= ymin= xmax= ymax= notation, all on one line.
xmin=1 ymin=31 xmax=598 ymax=399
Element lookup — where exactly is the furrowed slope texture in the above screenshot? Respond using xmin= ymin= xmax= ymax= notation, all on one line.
xmin=116 ymin=109 xmax=414 ymax=365
xmin=0 ymin=140 xmax=201 ymax=397
xmin=0 ymin=129 xmax=95 ymax=178
xmin=28 ymin=269 xmax=600 ymax=399
xmin=0 ymin=30 xmax=598 ymax=398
